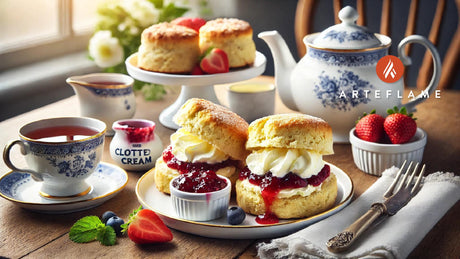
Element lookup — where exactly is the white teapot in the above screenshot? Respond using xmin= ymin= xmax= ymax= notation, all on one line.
xmin=259 ymin=6 xmax=441 ymax=142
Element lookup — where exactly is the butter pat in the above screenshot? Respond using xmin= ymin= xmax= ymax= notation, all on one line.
xmin=246 ymin=148 xmax=324 ymax=178
xmin=170 ymin=128 xmax=229 ymax=163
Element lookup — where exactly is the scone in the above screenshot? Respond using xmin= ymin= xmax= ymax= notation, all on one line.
xmin=236 ymin=114 xmax=337 ymax=222
xmin=154 ymin=98 xmax=249 ymax=194
xmin=199 ymin=18 xmax=256 ymax=68
xmin=138 ymin=22 xmax=200 ymax=73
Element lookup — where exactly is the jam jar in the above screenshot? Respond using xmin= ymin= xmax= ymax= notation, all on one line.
xmin=110 ymin=119 xmax=163 ymax=171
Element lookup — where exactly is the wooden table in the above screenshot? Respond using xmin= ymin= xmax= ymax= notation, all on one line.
xmin=0 ymin=76 xmax=458 ymax=258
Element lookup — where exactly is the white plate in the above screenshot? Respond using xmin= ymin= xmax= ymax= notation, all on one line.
xmin=0 ymin=162 xmax=128 ymax=214
xmin=136 ymin=163 xmax=354 ymax=239
xmin=125 ymin=51 xmax=267 ymax=86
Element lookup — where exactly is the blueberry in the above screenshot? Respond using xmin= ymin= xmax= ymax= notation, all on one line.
xmin=101 ymin=211 xmax=117 ymax=224
xmin=227 ymin=206 xmax=246 ymax=225
xmin=106 ymin=216 xmax=125 ymax=236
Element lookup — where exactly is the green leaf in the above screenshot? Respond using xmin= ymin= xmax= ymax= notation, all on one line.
xmin=96 ymin=226 xmax=117 ymax=246
xmin=387 ymin=108 xmax=394 ymax=115
xmin=149 ymin=0 xmax=163 ymax=8
xmin=159 ymin=3 xmax=189 ymax=22
xmin=69 ymin=216 xmax=105 ymax=243
xmin=141 ymin=84 xmax=167 ymax=100
xmin=400 ymin=106 xmax=407 ymax=115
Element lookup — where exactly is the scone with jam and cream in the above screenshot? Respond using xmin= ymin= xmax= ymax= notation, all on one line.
xmin=154 ymin=98 xmax=249 ymax=194
xmin=235 ymin=114 xmax=337 ymax=224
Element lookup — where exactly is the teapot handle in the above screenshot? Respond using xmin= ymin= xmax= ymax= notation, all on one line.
xmin=397 ymin=35 xmax=441 ymax=113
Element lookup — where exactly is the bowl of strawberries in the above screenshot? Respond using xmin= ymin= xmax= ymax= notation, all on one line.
xmin=349 ymin=106 xmax=427 ymax=176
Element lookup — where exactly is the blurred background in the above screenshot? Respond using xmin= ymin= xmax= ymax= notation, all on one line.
xmin=0 ymin=0 xmax=458 ymax=121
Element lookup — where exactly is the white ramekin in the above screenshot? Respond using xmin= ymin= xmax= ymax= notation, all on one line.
xmin=349 ymin=127 xmax=427 ymax=176
xmin=169 ymin=175 xmax=231 ymax=221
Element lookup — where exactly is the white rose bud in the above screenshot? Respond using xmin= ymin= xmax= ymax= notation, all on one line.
xmin=88 ymin=30 xmax=124 ymax=68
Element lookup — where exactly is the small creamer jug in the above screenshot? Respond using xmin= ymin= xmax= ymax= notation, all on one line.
xmin=66 ymin=73 xmax=136 ymax=136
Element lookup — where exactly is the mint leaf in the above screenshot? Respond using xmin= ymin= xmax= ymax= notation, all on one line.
xmin=69 ymin=216 xmax=105 ymax=243
xmin=97 ymin=226 xmax=117 ymax=246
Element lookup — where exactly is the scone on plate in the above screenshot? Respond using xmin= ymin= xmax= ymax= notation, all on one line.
xmin=236 ymin=114 xmax=337 ymax=223
xmin=199 ymin=18 xmax=256 ymax=68
xmin=138 ymin=22 xmax=200 ymax=73
xmin=154 ymin=98 xmax=249 ymax=194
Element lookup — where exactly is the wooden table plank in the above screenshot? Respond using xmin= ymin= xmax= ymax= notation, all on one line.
xmin=0 ymin=76 xmax=458 ymax=258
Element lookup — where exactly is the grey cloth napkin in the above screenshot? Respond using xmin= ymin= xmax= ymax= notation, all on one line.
xmin=257 ymin=167 xmax=460 ymax=259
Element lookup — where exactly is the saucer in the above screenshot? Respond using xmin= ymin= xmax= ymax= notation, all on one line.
xmin=0 ymin=162 xmax=128 ymax=214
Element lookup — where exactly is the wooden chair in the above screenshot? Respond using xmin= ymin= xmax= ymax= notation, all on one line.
xmin=294 ymin=0 xmax=459 ymax=89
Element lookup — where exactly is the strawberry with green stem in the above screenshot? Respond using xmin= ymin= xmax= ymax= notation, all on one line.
xmin=355 ymin=109 xmax=385 ymax=143
xmin=384 ymin=106 xmax=417 ymax=144
xmin=121 ymin=207 xmax=173 ymax=244
xmin=199 ymin=47 xmax=229 ymax=74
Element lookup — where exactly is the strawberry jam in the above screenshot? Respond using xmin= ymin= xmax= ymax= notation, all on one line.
xmin=162 ymin=145 xmax=241 ymax=174
xmin=172 ymin=170 xmax=227 ymax=193
xmin=113 ymin=120 xmax=155 ymax=143
xmin=239 ymin=164 xmax=331 ymax=224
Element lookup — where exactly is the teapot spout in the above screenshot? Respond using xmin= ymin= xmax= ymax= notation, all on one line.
xmin=258 ymin=31 xmax=298 ymax=111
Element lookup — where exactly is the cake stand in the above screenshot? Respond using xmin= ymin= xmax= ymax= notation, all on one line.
xmin=125 ymin=52 xmax=267 ymax=129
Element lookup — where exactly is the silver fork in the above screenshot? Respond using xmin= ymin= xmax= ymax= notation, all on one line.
xmin=326 ymin=161 xmax=425 ymax=253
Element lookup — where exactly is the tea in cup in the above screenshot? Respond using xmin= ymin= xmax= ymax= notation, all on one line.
xmin=227 ymin=82 xmax=275 ymax=122
xmin=3 ymin=117 xmax=106 ymax=197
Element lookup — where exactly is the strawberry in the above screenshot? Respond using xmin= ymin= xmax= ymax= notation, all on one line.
xmin=191 ymin=64 xmax=204 ymax=75
xmin=171 ymin=17 xmax=206 ymax=32
xmin=123 ymin=208 xmax=173 ymax=244
xmin=355 ymin=109 xmax=385 ymax=143
xmin=384 ymin=106 xmax=417 ymax=144
xmin=200 ymin=48 xmax=229 ymax=74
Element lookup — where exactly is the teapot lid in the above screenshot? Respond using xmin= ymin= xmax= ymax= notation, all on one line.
xmin=312 ymin=6 xmax=383 ymax=49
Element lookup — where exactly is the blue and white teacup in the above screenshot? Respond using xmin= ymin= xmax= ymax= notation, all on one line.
xmin=3 ymin=117 xmax=106 ymax=197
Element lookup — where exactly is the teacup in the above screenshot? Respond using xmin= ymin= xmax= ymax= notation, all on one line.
xmin=3 ymin=117 xmax=106 ymax=197
xmin=227 ymin=82 xmax=275 ymax=122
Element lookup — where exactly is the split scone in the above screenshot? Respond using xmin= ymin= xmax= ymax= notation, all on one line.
xmin=199 ymin=18 xmax=256 ymax=68
xmin=236 ymin=114 xmax=337 ymax=223
xmin=154 ymin=98 xmax=249 ymax=194
xmin=138 ymin=22 xmax=200 ymax=73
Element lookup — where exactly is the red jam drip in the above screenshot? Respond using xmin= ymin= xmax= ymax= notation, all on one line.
xmin=239 ymin=165 xmax=331 ymax=224
xmin=171 ymin=170 xmax=227 ymax=193
xmin=162 ymin=145 xmax=241 ymax=174
xmin=115 ymin=121 xmax=155 ymax=143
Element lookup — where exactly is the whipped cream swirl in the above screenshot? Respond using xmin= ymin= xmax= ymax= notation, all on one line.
xmin=170 ymin=128 xmax=228 ymax=164
xmin=246 ymin=148 xmax=325 ymax=178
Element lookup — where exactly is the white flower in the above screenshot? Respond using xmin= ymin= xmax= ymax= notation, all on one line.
xmin=117 ymin=19 xmax=139 ymax=35
xmin=121 ymin=0 xmax=159 ymax=27
xmin=88 ymin=31 xmax=124 ymax=68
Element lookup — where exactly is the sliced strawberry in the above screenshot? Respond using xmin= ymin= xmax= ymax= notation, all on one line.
xmin=171 ymin=17 xmax=206 ymax=32
xmin=200 ymin=48 xmax=229 ymax=74
xmin=191 ymin=64 xmax=204 ymax=75
xmin=126 ymin=209 xmax=173 ymax=244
